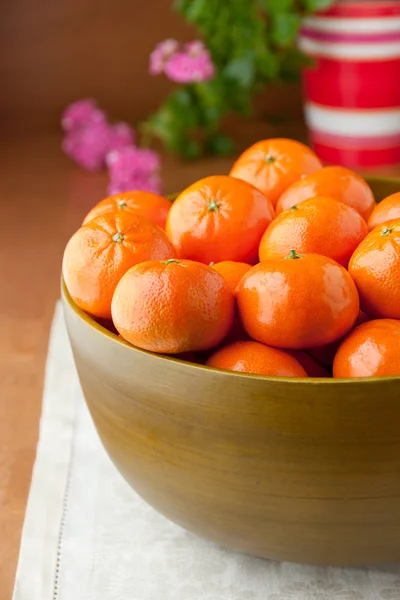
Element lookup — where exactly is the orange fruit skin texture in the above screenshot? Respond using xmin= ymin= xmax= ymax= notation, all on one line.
xmin=367 ymin=192 xmax=400 ymax=231
xmin=308 ymin=310 xmax=370 ymax=369
xmin=206 ymin=340 xmax=308 ymax=377
xmin=236 ymin=253 xmax=359 ymax=349
xmin=211 ymin=261 xmax=252 ymax=294
xmin=349 ymin=219 xmax=400 ymax=319
xmin=333 ymin=319 xmax=400 ymax=378
xmin=62 ymin=212 xmax=176 ymax=320
xmin=165 ymin=175 xmax=275 ymax=264
xmin=259 ymin=196 xmax=368 ymax=267
xmin=290 ymin=351 xmax=330 ymax=377
xmin=82 ymin=190 xmax=171 ymax=229
xmin=229 ymin=138 xmax=322 ymax=207
xmin=111 ymin=259 xmax=235 ymax=354
xmin=275 ymin=166 xmax=376 ymax=221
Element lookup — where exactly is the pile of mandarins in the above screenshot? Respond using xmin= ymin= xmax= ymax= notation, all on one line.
xmin=63 ymin=138 xmax=400 ymax=379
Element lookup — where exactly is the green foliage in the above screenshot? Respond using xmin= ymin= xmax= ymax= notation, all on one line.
xmin=146 ymin=0 xmax=334 ymax=158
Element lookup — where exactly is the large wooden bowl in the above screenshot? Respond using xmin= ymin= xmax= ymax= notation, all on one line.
xmin=62 ymin=176 xmax=400 ymax=566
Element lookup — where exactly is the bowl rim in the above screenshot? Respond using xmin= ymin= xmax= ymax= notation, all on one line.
xmin=62 ymin=278 xmax=400 ymax=386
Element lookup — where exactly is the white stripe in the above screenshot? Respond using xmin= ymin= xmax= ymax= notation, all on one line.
xmin=305 ymin=103 xmax=400 ymax=137
xmin=299 ymin=36 xmax=400 ymax=60
xmin=302 ymin=15 xmax=400 ymax=34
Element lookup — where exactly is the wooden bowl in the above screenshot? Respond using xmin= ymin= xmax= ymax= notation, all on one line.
xmin=62 ymin=176 xmax=400 ymax=566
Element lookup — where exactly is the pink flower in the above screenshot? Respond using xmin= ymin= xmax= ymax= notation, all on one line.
xmin=164 ymin=49 xmax=215 ymax=83
xmin=109 ymin=122 xmax=135 ymax=150
xmin=106 ymin=146 xmax=161 ymax=194
xmin=63 ymin=121 xmax=134 ymax=171
xmin=184 ymin=41 xmax=206 ymax=57
xmin=61 ymin=99 xmax=106 ymax=132
xmin=149 ymin=39 xmax=179 ymax=75
xmin=63 ymin=120 xmax=112 ymax=171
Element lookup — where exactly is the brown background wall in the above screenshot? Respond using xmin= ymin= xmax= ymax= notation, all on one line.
xmin=0 ymin=0 xmax=303 ymax=134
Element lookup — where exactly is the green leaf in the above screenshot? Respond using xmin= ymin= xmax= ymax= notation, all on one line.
xmin=182 ymin=139 xmax=202 ymax=159
xmin=279 ymin=48 xmax=314 ymax=82
xmin=271 ymin=13 xmax=301 ymax=47
xmin=206 ymin=133 xmax=235 ymax=155
xmin=256 ymin=51 xmax=280 ymax=80
xmin=302 ymin=0 xmax=335 ymax=13
xmin=179 ymin=0 xmax=208 ymax=21
xmin=259 ymin=0 xmax=294 ymax=15
xmin=224 ymin=54 xmax=256 ymax=88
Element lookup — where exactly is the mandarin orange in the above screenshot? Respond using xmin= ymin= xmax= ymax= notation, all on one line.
xmin=259 ymin=196 xmax=368 ymax=266
xmin=275 ymin=166 xmax=376 ymax=221
xmin=111 ymin=259 xmax=234 ymax=354
xmin=206 ymin=340 xmax=307 ymax=377
xmin=349 ymin=220 xmax=400 ymax=319
xmin=62 ymin=212 xmax=176 ymax=319
xmin=211 ymin=261 xmax=252 ymax=294
xmin=166 ymin=175 xmax=274 ymax=264
xmin=333 ymin=319 xmax=400 ymax=378
xmin=83 ymin=190 xmax=171 ymax=229
xmin=229 ymin=138 xmax=322 ymax=206
xmin=236 ymin=251 xmax=359 ymax=349
xmin=367 ymin=192 xmax=400 ymax=230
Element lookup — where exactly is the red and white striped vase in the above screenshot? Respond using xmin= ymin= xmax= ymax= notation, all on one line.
xmin=299 ymin=0 xmax=400 ymax=168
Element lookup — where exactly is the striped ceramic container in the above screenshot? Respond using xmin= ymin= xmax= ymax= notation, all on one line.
xmin=299 ymin=0 xmax=400 ymax=168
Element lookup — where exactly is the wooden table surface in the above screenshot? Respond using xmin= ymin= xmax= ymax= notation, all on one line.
xmin=2 ymin=128 xmax=399 ymax=599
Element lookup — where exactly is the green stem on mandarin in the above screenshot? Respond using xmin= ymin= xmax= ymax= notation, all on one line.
xmin=112 ymin=232 xmax=124 ymax=243
xmin=381 ymin=226 xmax=393 ymax=237
xmin=290 ymin=205 xmax=298 ymax=212
xmin=285 ymin=248 xmax=302 ymax=260
xmin=265 ymin=154 xmax=276 ymax=164
xmin=117 ymin=200 xmax=127 ymax=209
xmin=207 ymin=198 xmax=220 ymax=212
xmin=161 ymin=259 xmax=180 ymax=265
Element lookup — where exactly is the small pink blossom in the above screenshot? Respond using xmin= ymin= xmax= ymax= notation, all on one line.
xmin=63 ymin=121 xmax=134 ymax=171
xmin=184 ymin=41 xmax=206 ymax=57
xmin=61 ymin=99 xmax=106 ymax=132
xmin=63 ymin=120 xmax=112 ymax=171
xmin=149 ymin=39 xmax=179 ymax=75
xmin=109 ymin=122 xmax=135 ymax=150
xmin=107 ymin=146 xmax=161 ymax=195
xmin=164 ymin=49 xmax=215 ymax=83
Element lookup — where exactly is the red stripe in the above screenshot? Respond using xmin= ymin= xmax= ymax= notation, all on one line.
xmin=312 ymin=140 xmax=400 ymax=167
xmin=310 ymin=130 xmax=400 ymax=150
xmin=300 ymin=28 xmax=400 ymax=44
xmin=303 ymin=58 xmax=400 ymax=109
xmin=319 ymin=1 xmax=400 ymax=18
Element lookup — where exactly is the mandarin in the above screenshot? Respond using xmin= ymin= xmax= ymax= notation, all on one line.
xmin=165 ymin=175 xmax=274 ymax=264
xmin=259 ymin=196 xmax=368 ymax=266
xmin=367 ymin=192 xmax=400 ymax=230
xmin=206 ymin=340 xmax=307 ymax=377
xmin=308 ymin=310 xmax=370 ymax=369
xmin=62 ymin=212 xmax=176 ymax=319
xmin=333 ymin=319 xmax=400 ymax=378
xmin=111 ymin=259 xmax=234 ymax=354
xmin=275 ymin=166 xmax=376 ymax=221
xmin=289 ymin=351 xmax=330 ymax=377
xmin=349 ymin=220 xmax=400 ymax=319
xmin=236 ymin=251 xmax=359 ymax=349
xmin=82 ymin=190 xmax=171 ymax=229
xmin=211 ymin=261 xmax=252 ymax=294
xmin=229 ymin=138 xmax=322 ymax=206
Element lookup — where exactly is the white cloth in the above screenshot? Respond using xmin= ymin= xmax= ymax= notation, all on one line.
xmin=12 ymin=303 xmax=400 ymax=600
